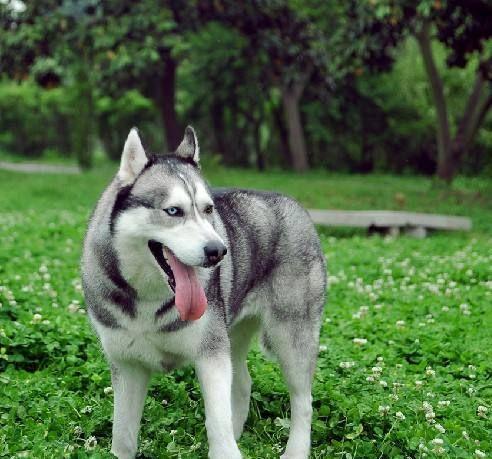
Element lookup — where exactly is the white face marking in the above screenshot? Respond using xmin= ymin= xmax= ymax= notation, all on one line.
xmin=194 ymin=182 xmax=214 ymax=211
xmin=164 ymin=186 xmax=192 ymax=213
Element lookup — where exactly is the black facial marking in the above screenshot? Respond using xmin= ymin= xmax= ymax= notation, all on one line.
xmin=97 ymin=244 xmax=137 ymax=317
xmin=155 ymin=296 xmax=176 ymax=319
xmin=159 ymin=318 xmax=191 ymax=333
xmin=109 ymin=185 xmax=154 ymax=235
xmin=91 ymin=305 xmax=120 ymax=329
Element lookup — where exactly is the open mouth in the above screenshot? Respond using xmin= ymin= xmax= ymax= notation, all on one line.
xmin=147 ymin=240 xmax=207 ymax=321
xmin=148 ymin=240 xmax=176 ymax=292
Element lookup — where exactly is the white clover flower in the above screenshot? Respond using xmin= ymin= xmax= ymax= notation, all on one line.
xmin=463 ymin=431 xmax=470 ymax=440
xmin=426 ymin=411 xmax=436 ymax=421
xmin=468 ymin=386 xmax=476 ymax=395
xmin=433 ymin=446 xmax=446 ymax=455
xmin=73 ymin=426 xmax=83 ymax=435
xmin=477 ymin=406 xmax=488 ymax=418
xmin=31 ymin=313 xmax=42 ymax=323
xmin=475 ymin=449 xmax=486 ymax=458
xmin=379 ymin=380 xmax=388 ymax=388
xmin=319 ymin=345 xmax=327 ymax=352
xmin=103 ymin=387 xmax=113 ymax=395
xmin=377 ymin=356 xmax=384 ymax=362
xmin=366 ymin=376 xmax=375 ymax=382
xmin=372 ymin=366 xmax=383 ymax=374
xmin=435 ymin=423 xmax=446 ymax=434
xmin=395 ymin=411 xmax=405 ymax=420
xmin=84 ymin=436 xmax=97 ymax=451
xmin=396 ymin=320 xmax=405 ymax=328
xmin=423 ymin=401 xmax=433 ymax=412
xmin=353 ymin=338 xmax=367 ymax=346
xmin=415 ymin=380 xmax=424 ymax=388
xmin=426 ymin=367 xmax=436 ymax=377
xmin=80 ymin=406 xmax=92 ymax=414
xmin=390 ymin=393 xmax=399 ymax=401
xmin=378 ymin=405 xmax=390 ymax=416
xmin=431 ymin=438 xmax=444 ymax=446
xmin=339 ymin=361 xmax=355 ymax=369
xmin=438 ymin=400 xmax=450 ymax=408
xmin=68 ymin=303 xmax=79 ymax=313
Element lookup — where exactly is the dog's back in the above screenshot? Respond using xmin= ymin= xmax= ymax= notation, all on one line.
xmin=212 ymin=188 xmax=326 ymax=327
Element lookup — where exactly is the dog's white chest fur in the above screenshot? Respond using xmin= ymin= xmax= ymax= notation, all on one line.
xmin=93 ymin=306 xmax=211 ymax=372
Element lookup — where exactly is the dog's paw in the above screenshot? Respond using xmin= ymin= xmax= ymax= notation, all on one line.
xmin=209 ymin=447 xmax=242 ymax=459
xmin=280 ymin=451 xmax=309 ymax=459
xmin=111 ymin=447 xmax=136 ymax=459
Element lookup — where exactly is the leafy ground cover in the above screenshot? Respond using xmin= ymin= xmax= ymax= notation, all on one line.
xmin=0 ymin=165 xmax=491 ymax=458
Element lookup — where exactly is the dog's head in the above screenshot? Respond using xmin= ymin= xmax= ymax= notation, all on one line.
xmin=110 ymin=127 xmax=227 ymax=320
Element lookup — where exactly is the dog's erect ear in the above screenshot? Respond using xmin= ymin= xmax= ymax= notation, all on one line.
xmin=118 ymin=128 xmax=148 ymax=185
xmin=175 ymin=126 xmax=200 ymax=166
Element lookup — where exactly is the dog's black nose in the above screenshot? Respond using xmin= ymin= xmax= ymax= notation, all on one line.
xmin=204 ymin=242 xmax=227 ymax=265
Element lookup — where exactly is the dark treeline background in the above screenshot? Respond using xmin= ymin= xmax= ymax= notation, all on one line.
xmin=0 ymin=0 xmax=491 ymax=184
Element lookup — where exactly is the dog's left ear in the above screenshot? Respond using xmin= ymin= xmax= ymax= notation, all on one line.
xmin=175 ymin=126 xmax=200 ymax=166
xmin=118 ymin=128 xmax=148 ymax=185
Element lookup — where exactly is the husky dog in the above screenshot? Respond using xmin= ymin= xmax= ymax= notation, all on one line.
xmin=81 ymin=127 xmax=326 ymax=459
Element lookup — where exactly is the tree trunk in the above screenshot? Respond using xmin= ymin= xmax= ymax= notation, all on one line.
xmin=449 ymin=70 xmax=486 ymax=175
xmin=211 ymin=101 xmax=227 ymax=158
xmin=253 ymin=120 xmax=265 ymax=171
xmin=465 ymin=89 xmax=492 ymax=149
xmin=281 ymin=85 xmax=309 ymax=172
xmin=72 ymin=58 xmax=94 ymax=169
xmin=156 ymin=52 xmax=182 ymax=151
xmin=416 ymin=23 xmax=453 ymax=183
xmin=274 ymin=105 xmax=292 ymax=167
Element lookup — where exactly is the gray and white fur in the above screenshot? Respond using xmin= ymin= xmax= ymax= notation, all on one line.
xmin=81 ymin=126 xmax=326 ymax=459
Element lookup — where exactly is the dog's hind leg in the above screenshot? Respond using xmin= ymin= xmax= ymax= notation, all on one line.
xmin=263 ymin=318 xmax=320 ymax=459
xmin=110 ymin=362 xmax=150 ymax=459
xmin=229 ymin=317 xmax=259 ymax=440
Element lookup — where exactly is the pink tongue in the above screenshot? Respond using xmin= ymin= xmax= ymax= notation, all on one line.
xmin=164 ymin=248 xmax=207 ymax=321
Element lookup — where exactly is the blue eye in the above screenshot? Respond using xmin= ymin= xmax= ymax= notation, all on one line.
xmin=164 ymin=207 xmax=183 ymax=217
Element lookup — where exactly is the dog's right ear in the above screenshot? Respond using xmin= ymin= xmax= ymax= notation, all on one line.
xmin=118 ymin=128 xmax=148 ymax=185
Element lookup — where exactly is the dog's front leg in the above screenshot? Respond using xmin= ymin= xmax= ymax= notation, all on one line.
xmin=110 ymin=362 xmax=150 ymax=459
xmin=195 ymin=353 xmax=242 ymax=459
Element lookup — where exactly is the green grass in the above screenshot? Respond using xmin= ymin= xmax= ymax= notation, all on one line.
xmin=0 ymin=164 xmax=491 ymax=458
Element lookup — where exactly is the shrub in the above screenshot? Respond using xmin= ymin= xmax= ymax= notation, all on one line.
xmin=96 ymin=90 xmax=162 ymax=160
xmin=0 ymin=80 xmax=72 ymax=157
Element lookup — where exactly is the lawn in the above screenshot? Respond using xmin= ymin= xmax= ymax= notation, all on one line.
xmin=0 ymin=164 xmax=491 ymax=458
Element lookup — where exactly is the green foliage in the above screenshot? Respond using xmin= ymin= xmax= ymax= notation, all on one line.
xmin=96 ymin=90 xmax=161 ymax=160
xmin=0 ymin=80 xmax=72 ymax=157
xmin=0 ymin=168 xmax=491 ymax=457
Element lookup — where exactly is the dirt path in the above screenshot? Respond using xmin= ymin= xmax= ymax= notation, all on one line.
xmin=0 ymin=161 xmax=81 ymax=174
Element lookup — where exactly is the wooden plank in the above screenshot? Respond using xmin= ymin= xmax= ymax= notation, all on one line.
xmin=308 ymin=209 xmax=471 ymax=231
